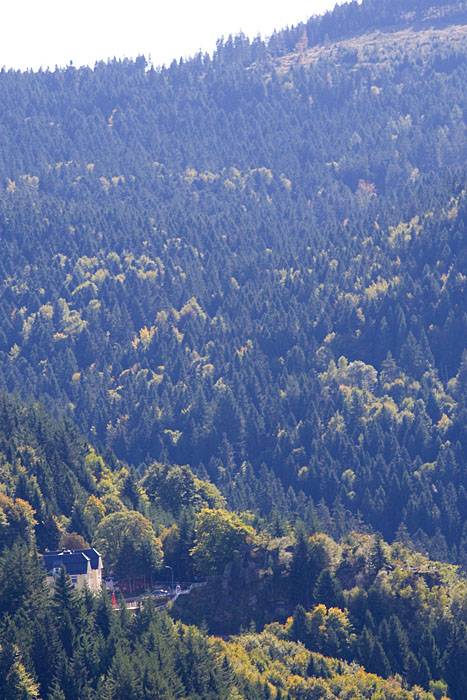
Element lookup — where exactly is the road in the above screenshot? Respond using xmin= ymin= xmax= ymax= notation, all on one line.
xmin=115 ymin=581 xmax=206 ymax=611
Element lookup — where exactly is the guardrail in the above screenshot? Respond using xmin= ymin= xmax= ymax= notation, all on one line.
xmin=115 ymin=581 xmax=207 ymax=611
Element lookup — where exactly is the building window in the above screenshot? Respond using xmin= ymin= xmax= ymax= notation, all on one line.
xmin=71 ymin=576 xmax=77 ymax=585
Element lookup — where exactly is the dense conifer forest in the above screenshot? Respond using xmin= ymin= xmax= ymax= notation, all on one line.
xmin=0 ymin=0 xmax=466 ymax=697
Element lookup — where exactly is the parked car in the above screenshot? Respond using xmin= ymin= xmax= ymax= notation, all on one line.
xmin=152 ymin=588 xmax=169 ymax=597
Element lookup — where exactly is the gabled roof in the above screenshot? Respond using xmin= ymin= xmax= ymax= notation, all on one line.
xmin=42 ymin=550 xmax=91 ymax=576
xmin=79 ymin=548 xmax=102 ymax=570
xmin=42 ymin=547 xmax=101 ymax=570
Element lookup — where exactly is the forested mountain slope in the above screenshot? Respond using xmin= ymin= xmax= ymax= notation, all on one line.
xmin=0 ymin=0 xmax=466 ymax=567
xmin=3 ymin=540 xmax=459 ymax=700
xmin=0 ymin=0 xmax=466 ymax=697
xmin=0 ymin=391 xmax=465 ymax=699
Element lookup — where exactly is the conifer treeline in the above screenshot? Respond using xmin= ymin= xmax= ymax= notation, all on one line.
xmin=0 ymin=1 xmax=466 ymax=564
xmin=0 ymin=2 xmax=466 ymax=695
xmin=0 ymin=399 xmax=465 ymax=700
xmin=2 ymin=539 xmax=457 ymax=699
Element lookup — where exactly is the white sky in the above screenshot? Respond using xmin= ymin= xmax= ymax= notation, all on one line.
xmin=0 ymin=0 xmax=342 ymax=72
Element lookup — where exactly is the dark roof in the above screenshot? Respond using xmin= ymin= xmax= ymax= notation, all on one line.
xmin=42 ymin=548 xmax=102 ymax=571
xmin=42 ymin=550 xmax=90 ymax=576
xmin=80 ymin=548 xmax=101 ymax=570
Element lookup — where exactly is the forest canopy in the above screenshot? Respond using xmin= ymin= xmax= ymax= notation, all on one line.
xmin=0 ymin=0 xmax=466 ymax=697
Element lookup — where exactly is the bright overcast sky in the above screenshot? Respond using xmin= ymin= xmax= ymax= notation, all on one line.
xmin=0 ymin=1 xmax=342 ymax=72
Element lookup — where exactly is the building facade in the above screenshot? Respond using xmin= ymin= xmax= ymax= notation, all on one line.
xmin=42 ymin=548 xmax=103 ymax=592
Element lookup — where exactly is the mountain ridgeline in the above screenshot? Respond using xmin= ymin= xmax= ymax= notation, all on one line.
xmin=0 ymin=0 xmax=466 ymax=698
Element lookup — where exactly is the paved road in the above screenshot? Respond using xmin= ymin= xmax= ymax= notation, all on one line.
xmin=115 ymin=582 xmax=206 ymax=610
